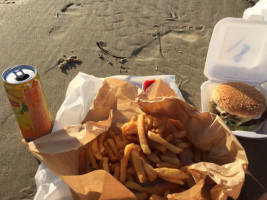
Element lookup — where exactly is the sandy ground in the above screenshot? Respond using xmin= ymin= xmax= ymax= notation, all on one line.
xmin=0 ymin=0 xmax=266 ymax=199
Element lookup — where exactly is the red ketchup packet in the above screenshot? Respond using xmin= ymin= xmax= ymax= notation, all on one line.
xmin=143 ymin=79 xmax=156 ymax=91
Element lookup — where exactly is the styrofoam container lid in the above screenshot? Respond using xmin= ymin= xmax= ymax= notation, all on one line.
xmin=204 ymin=17 xmax=267 ymax=83
xmin=243 ymin=0 xmax=267 ymax=21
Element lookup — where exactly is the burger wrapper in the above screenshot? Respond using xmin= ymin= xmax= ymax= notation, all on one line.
xmin=24 ymin=78 xmax=248 ymax=200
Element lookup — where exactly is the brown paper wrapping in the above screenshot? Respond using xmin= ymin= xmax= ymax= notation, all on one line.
xmin=24 ymin=78 xmax=248 ymax=200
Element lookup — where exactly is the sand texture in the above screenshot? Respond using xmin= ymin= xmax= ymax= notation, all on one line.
xmin=0 ymin=0 xmax=265 ymax=199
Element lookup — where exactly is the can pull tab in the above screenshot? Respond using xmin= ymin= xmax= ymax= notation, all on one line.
xmin=13 ymin=69 xmax=30 ymax=81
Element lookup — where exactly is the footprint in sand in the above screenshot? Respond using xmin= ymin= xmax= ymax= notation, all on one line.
xmin=49 ymin=3 xmax=83 ymax=37
xmin=60 ymin=2 xmax=83 ymax=15
xmin=2 ymin=0 xmax=31 ymax=5
xmin=166 ymin=10 xmax=179 ymax=21
xmin=48 ymin=25 xmax=64 ymax=37
xmin=3 ymin=0 xmax=16 ymax=4
xmin=168 ymin=25 xmax=206 ymax=43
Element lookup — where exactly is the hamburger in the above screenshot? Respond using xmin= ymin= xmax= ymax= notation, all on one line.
xmin=210 ymin=81 xmax=267 ymax=132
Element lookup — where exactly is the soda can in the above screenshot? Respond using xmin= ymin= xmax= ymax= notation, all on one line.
xmin=2 ymin=65 xmax=52 ymax=141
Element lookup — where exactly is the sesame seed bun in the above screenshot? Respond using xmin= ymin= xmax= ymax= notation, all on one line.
xmin=212 ymin=82 xmax=266 ymax=118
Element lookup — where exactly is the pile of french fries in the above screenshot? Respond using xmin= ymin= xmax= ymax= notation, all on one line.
xmin=79 ymin=113 xmax=202 ymax=200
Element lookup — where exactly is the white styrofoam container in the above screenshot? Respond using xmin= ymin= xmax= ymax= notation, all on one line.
xmin=201 ymin=17 xmax=267 ymax=139
xmin=243 ymin=0 xmax=267 ymax=21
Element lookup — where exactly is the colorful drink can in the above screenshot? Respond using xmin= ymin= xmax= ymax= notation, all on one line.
xmin=2 ymin=65 xmax=52 ymax=141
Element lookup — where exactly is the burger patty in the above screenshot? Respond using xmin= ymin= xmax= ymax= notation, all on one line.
xmin=210 ymin=101 xmax=267 ymax=127
xmin=241 ymin=110 xmax=267 ymax=126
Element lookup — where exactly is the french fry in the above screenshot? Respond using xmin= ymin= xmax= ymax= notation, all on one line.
xmin=179 ymin=149 xmax=193 ymax=166
xmin=148 ymin=131 xmax=183 ymax=154
xmin=158 ymin=176 xmax=185 ymax=185
xmin=132 ymin=143 xmax=142 ymax=152
xmin=127 ymin=166 xmax=136 ymax=175
xmin=155 ymin=167 xmax=190 ymax=180
xmin=102 ymin=157 xmax=110 ymax=172
xmin=156 ymin=117 xmax=167 ymax=137
xmin=134 ymin=192 xmax=149 ymax=200
xmin=99 ymin=132 xmax=107 ymax=155
xmin=113 ymin=165 xmax=120 ymax=180
xmin=176 ymin=141 xmax=191 ymax=149
xmin=141 ymin=157 xmax=157 ymax=182
xmin=78 ymin=114 xmax=203 ymax=198
xmin=145 ymin=115 xmax=153 ymax=130
xmin=92 ymin=137 xmax=103 ymax=160
xmin=180 ymin=165 xmax=192 ymax=175
xmin=121 ymin=115 xmax=138 ymax=135
xmin=156 ymin=162 xmax=179 ymax=169
xmin=151 ymin=128 xmax=157 ymax=133
xmin=114 ymin=135 xmax=128 ymax=149
xmin=159 ymin=154 xmax=181 ymax=167
xmin=147 ymin=154 xmax=161 ymax=164
xmin=125 ymin=181 xmax=147 ymax=193
xmin=104 ymin=140 xmax=119 ymax=162
xmin=137 ymin=114 xmax=151 ymax=155
xmin=149 ymin=194 xmax=165 ymax=200
xmin=168 ymin=119 xmax=185 ymax=131
xmin=125 ymin=181 xmax=158 ymax=195
xmin=172 ymin=130 xmax=187 ymax=139
xmin=154 ymin=182 xmax=182 ymax=193
xmin=164 ymin=190 xmax=171 ymax=199
xmin=165 ymin=151 xmax=178 ymax=158
xmin=126 ymin=172 xmax=136 ymax=182
xmin=148 ymin=140 xmax=167 ymax=154
xmin=131 ymin=150 xmax=148 ymax=183
xmin=125 ymin=135 xmax=140 ymax=143
xmin=152 ymin=116 xmax=160 ymax=128
xmin=109 ymin=162 xmax=120 ymax=172
xmin=107 ymin=137 xmax=119 ymax=156
xmin=79 ymin=147 xmax=87 ymax=175
xmin=174 ymin=138 xmax=183 ymax=143
xmin=165 ymin=134 xmax=174 ymax=142
xmin=167 ymin=119 xmax=187 ymax=138
xmin=88 ymin=142 xmax=98 ymax=170
xmin=120 ymin=143 xmax=134 ymax=183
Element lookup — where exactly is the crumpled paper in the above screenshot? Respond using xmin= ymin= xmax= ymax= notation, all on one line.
xmin=24 ymin=73 xmax=248 ymax=200
xmin=32 ymin=73 xmax=181 ymax=200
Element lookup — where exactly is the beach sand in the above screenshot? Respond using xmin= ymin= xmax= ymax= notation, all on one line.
xmin=0 ymin=0 xmax=265 ymax=199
